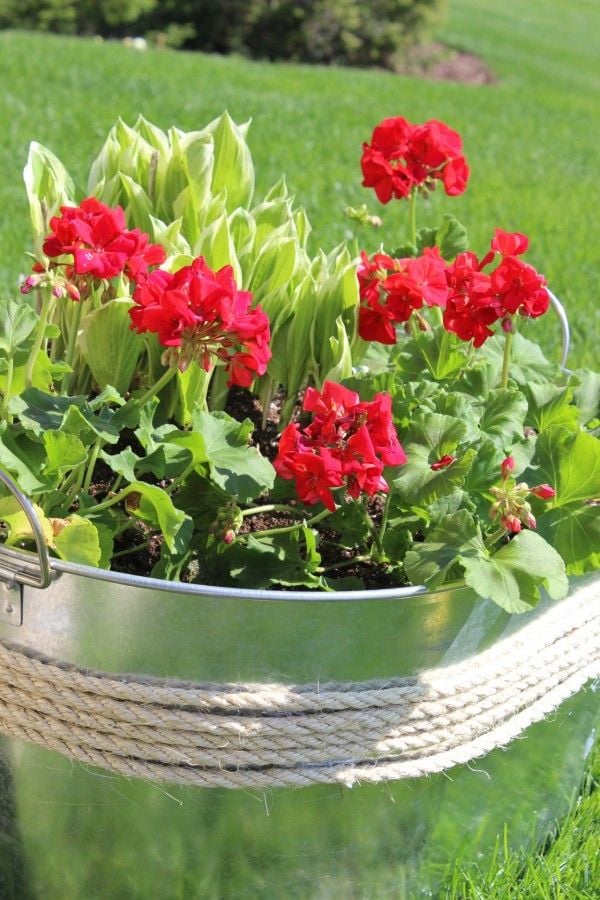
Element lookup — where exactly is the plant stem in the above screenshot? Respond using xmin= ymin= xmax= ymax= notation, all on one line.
xmin=112 ymin=539 xmax=151 ymax=560
xmin=485 ymin=527 xmax=507 ymax=550
xmin=501 ymin=330 xmax=513 ymax=389
xmin=24 ymin=291 xmax=52 ymax=388
xmin=0 ymin=355 xmax=15 ymax=422
xmin=63 ymin=300 xmax=84 ymax=394
xmin=378 ymin=492 xmax=392 ymax=544
xmin=317 ymin=555 xmax=370 ymax=574
xmin=90 ymin=486 xmax=131 ymax=514
xmin=81 ymin=436 xmax=103 ymax=495
xmin=243 ymin=507 xmax=332 ymax=539
xmin=136 ymin=365 xmax=178 ymax=408
xmin=241 ymin=503 xmax=305 ymax=518
xmin=165 ymin=461 xmax=196 ymax=495
xmin=408 ymin=190 xmax=418 ymax=246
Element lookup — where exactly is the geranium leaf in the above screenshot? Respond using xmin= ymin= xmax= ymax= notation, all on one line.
xmin=192 ymin=409 xmax=275 ymax=503
xmin=397 ymin=330 xmax=468 ymax=382
xmin=0 ymin=298 xmax=38 ymax=356
xmin=435 ymin=214 xmax=469 ymax=261
xmin=480 ymin=333 xmax=558 ymax=387
xmin=119 ymin=482 xmax=190 ymax=555
xmin=0 ymin=425 xmax=50 ymax=495
xmin=479 ymin=388 xmax=528 ymax=445
xmin=461 ymin=530 xmax=568 ymax=613
xmin=0 ymin=495 xmax=53 ymax=546
xmin=52 ymin=515 xmax=106 ymax=568
xmin=572 ymin=369 xmax=600 ymax=426
xmin=211 ymin=531 xmax=321 ymax=590
xmin=532 ymin=428 xmax=600 ymax=508
xmin=404 ymin=510 xmax=483 ymax=588
xmin=43 ymin=431 xmax=87 ymax=479
xmin=524 ymin=382 xmax=580 ymax=434
xmin=99 ymin=447 xmax=141 ymax=483
xmin=537 ymin=504 xmax=600 ymax=576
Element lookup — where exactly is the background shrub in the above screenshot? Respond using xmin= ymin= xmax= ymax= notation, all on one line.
xmin=0 ymin=0 xmax=446 ymax=67
xmin=0 ymin=0 xmax=156 ymax=36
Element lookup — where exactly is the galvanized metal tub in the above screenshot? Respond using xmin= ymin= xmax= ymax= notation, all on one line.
xmin=0 ymin=536 xmax=597 ymax=899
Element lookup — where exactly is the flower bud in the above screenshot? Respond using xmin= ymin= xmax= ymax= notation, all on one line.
xmin=52 ymin=283 xmax=66 ymax=298
xmin=66 ymin=283 xmax=81 ymax=302
xmin=530 ymin=483 xmax=556 ymax=500
xmin=430 ymin=454 xmax=456 ymax=471
xmin=20 ymin=274 xmax=40 ymax=294
xmin=501 ymin=317 xmax=515 ymax=334
xmin=222 ymin=529 xmax=235 ymax=545
xmin=501 ymin=513 xmax=522 ymax=533
xmin=523 ymin=511 xmax=537 ymax=529
xmin=501 ymin=456 xmax=515 ymax=480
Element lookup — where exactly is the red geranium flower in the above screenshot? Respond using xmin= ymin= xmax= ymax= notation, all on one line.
xmin=361 ymin=116 xmax=470 ymax=204
xmin=129 ymin=257 xmax=271 ymax=388
xmin=357 ymin=247 xmax=449 ymax=342
xmin=442 ymin=232 xmax=549 ymax=346
xmin=41 ymin=198 xmax=166 ymax=286
xmin=274 ymin=381 xmax=406 ymax=510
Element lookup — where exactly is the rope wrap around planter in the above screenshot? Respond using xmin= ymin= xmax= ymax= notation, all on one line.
xmin=0 ymin=582 xmax=598 ymax=790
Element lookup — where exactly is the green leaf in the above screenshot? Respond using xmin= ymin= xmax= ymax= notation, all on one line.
xmin=42 ymin=431 xmax=87 ymax=479
xmin=479 ymin=388 xmax=528 ymax=445
xmin=15 ymin=388 xmax=119 ymax=446
xmin=0 ymin=425 xmax=50 ymax=495
xmin=435 ymin=214 xmax=469 ymax=261
xmin=0 ymin=495 xmax=53 ymax=546
xmin=118 ymin=482 xmax=190 ymax=555
xmin=524 ymin=382 xmax=580 ymax=434
xmin=572 ymin=369 xmax=600 ymax=426
xmin=52 ymin=515 xmax=106 ymax=568
xmin=461 ymin=530 xmax=568 ymax=613
xmin=538 ymin=504 xmax=600 ymax=576
xmin=191 ymin=410 xmax=275 ymax=503
xmin=99 ymin=446 xmax=141 ymax=483
xmin=394 ymin=413 xmax=475 ymax=510
xmin=396 ymin=330 xmax=468 ymax=382
xmin=464 ymin=435 xmax=522 ymax=493
xmin=23 ymin=141 xmax=74 ymax=253
xmin=204 ymin=112 xmax=254 ymax=212
xmin=532 ymin=428 xmax=600 ymax=508
xmin=79 ymin=299 xmax=144 ymax=394
xmin=404 ymin=510 xmax=482 ymax=588
xmin=211 ymin=530 xmax=321 ymax=590
xmin=0 ymin=298 xmax=38 ymax=356
xmin=480 ymin=333 xmax=558 ymax=387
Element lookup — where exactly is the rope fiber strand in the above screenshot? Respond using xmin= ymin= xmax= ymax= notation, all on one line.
xmin=0 ymin=581 xmax=598 ymax=790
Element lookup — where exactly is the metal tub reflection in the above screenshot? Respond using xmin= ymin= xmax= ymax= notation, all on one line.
xmin=0 ymin=558 xmax=597 ymax=899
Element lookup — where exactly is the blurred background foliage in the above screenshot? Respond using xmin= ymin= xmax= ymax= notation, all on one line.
xmin=0 ymin=0 xmax=446 ymax=67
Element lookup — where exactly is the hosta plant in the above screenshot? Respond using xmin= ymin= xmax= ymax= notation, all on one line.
xmin=0 ymin=112 xmax=598 ymax=612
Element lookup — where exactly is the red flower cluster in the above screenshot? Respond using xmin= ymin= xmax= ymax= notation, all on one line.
xmin=129 ymin=257 xmax=271 ymax=387
xmin=357 ymin=247 xmax=448 ymax=343
xmin=274 ymin=381 xmax=406 ymax=511
xmin=361 ymin=116 xmax=470 ymax=204
xmin=40 ymin=198 xmax=166 ymax=287
xmin=443 ymin=229 xmax=549 ymax=346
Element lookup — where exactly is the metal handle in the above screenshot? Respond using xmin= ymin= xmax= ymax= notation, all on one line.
xmin=0 ymin=468 xmax=51 ymax=589
xmin=548 ymin=290 xmax=570 ymax=369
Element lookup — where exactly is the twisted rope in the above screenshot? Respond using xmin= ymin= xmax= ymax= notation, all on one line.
xmin=0 ymin=580 xmax=598 ymax=789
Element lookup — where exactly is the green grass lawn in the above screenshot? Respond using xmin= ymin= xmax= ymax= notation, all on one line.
xmin=0 ymin=1 xmax=598 ymax=896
